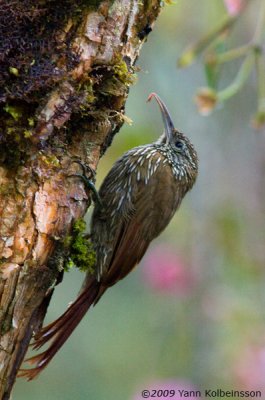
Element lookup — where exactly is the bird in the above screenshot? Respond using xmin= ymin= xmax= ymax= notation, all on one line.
xmin=19 ymin=92 xmax=198 ymax=380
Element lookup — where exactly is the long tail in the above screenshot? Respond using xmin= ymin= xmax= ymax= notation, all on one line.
xmin=18 ymin=278 xmax=101 ymax=380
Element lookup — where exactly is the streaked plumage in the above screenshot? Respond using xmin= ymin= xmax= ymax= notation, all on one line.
xmin=19 ymin=93 xmax=198 ymax=380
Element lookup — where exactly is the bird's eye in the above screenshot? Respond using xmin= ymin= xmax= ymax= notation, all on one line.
xmin=175 ymin=140 xmax=184 ymax=150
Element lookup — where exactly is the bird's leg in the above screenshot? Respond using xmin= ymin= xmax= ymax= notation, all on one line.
xmin=76 ymin=173 xmax=102 ymax=207
xmin=68 ymin=159 xmax=102 ymax=207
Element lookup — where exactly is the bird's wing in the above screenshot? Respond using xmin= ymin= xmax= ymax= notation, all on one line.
xmin=91 ymin=150 xmax=184 ymax=286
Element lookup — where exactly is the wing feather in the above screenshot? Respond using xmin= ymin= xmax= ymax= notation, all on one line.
xmin=91 ymin=150 xmax=184 ymax=285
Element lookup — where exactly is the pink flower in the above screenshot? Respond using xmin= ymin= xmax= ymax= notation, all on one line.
xmin=132 ymin=379 xmax=201 ymax=400
xmin=234 ymin=344 xmax=265 ymax=390
xmin=223 ymin=0 xmax=246 ymax=16
xmin=142 ymin=245 xmax=193 ymax=296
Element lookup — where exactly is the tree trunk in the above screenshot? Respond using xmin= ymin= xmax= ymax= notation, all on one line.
xmin=0 ymin=0 xmax=161 ymax=397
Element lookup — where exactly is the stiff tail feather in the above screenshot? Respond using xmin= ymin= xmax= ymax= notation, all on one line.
xmin=18 ymin=278 xmax=101 ymax=380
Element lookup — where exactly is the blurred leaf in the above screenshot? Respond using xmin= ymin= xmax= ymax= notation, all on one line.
xmin=218 ymin=52 xmax=254 ymax=102
xmin=213 ymin=44 xmax=249 ymax=64
xmin=178 ymin=15 xmax=237 ymax=68
xmin=204 ymin=61 xmax=219 ymax=89
xmin=252 ymin=49 xmax=265 ymax=129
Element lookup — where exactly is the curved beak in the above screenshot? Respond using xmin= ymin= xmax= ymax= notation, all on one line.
xmin=147 ymin=92 xmax=175 ymax=141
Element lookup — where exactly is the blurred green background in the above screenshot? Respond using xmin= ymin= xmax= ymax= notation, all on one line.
xmin=15 ymin=0 xmax=265 ymax=398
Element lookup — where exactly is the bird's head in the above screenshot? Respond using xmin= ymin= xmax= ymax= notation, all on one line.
xmin=147 ymin=92 xmax=198 ymax=173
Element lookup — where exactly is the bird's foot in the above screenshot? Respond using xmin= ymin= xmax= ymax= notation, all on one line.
xmin=69 ymin=159 xmax=102 ymax=207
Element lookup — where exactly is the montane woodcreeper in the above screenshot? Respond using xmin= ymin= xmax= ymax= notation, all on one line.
xmin=19 ymin=93 xmax=198 ymax=380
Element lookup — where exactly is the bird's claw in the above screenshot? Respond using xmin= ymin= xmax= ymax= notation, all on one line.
xmin=71 ymin=159 xmax=96 ymax=180
xmin=68 ymin=159 xmax=102 ymax=207
xmin=74 ymin=173 xmax=103 ymax=207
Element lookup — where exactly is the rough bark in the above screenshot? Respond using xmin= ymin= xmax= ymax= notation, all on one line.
xmin=0 ymin=0 xmax=162 ymax=397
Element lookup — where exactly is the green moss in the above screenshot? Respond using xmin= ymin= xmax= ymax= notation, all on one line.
xmin=64 ymin=235 xmax=73 ymax=248
xmin=113 ymin=60 xmax=129 ymax=83
xmin=1 ymin=101 xmax=39 ymax=148
xmin=6 ymin=127 xmax=16 ymax=136
xmin=28 ymin=117 xmax=35 ymax=127
xmin=40 ymin=154 xmax=60 ymax=167
xmin=73 ymin=218 xmax=86 ymax=233
xmin=113 ymin=57 xmax=137 ymax=86
xmin=75 ymin=78 xmax=97 ymax=117
xmin=6 ymin=125 xmax=21 ymax=142
xmin=23 ymin=129 xmax=33 ymax=138
xmin=3 ymin=104 xmax=23 ymax=121
xmin=9 ymin=67 xmax=19 ymax=76
xmin=85 ymin=84 xmax=96 ymax=104
xmin=97 ymin=57 xmax=137 ymax=98
xmin=65 ymin=219 xmax=96 ymax=274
